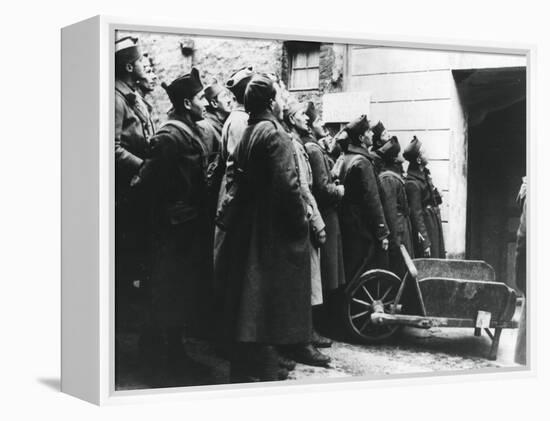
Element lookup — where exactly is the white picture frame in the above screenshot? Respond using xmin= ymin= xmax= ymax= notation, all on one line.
xmin=61 ymin=15 xmax=534 ymax=405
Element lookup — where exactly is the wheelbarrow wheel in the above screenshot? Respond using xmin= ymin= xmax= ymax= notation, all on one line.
xmin=343 ymin=269 xmax=402 ymax=343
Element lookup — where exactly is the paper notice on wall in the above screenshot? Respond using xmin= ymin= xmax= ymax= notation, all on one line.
xmin=322 ymin=92 xmax=371 ymax=123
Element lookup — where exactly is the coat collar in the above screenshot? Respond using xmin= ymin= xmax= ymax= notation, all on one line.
xmin=406 ymin=166 xmax=426 ymax=182
xmin=347 ymin=143 xmax=374 ymax=160
xmin=248 ymin=110 xmax=283 ymax=130
xmin=115 ymin=80 xmax=138 ymax=104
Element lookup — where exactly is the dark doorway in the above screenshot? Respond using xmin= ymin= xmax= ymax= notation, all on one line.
xmin=466 ymin=99 xmax=526 ymax=288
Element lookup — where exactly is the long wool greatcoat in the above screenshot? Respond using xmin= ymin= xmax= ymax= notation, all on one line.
xmin=214 ymin=111 xmax=311 ymax=345
xmin=291 ymin=133 xmax=324 ymax=306
xmin=139 ymin=112 xmax=212 ymax=332
xmin=114 ymin=80 xmax=155 ymax=285
xmin=337 ymin=144 xmax=390 ymax=283
xmin=379 ymin=163 xmax=415 ymax=276
xmin=405 ymin=166 xmax=446 ymax=259
xmin=303 ymin=136 xmax=346 ymax=290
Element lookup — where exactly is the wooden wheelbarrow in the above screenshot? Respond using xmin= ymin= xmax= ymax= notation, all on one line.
xmin=343 ymin=245 xmax=523 ymax=360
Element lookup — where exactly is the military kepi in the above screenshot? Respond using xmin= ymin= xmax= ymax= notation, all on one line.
xmin=162 ymin=67 xmax=204 ymax=106
xmin=403 ymin=135 xmax=422 ymax=161
xmin=115 ymin=36 xmax=142 ymax=66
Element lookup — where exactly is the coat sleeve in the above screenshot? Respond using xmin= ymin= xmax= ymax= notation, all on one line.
xmin=354 ymin=159 xmax=389 ymax=241
xmin=379 ymin=174 xmax=400 ymax=248
xmin=305 ymin=143 xmax=341 ymax=209
xmin=405 ymin=180 xmax=431 ymax=250
xmin=115 ymin=94 xmax=143 ymax=173
xmin=267 ymin=131 xmax=309 ymax=235
xmin=293 ymin=142 xmax=325 ymax=234
xmin=138 ymin=130 xmax=177 ymax=197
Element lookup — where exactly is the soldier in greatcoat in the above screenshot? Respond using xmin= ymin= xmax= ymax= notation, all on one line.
xmin=114 ymin=37 xmax=157 ymax=369
xmin=115 ymin=36 xmax=155 ymax=291
xmin=303 ymin=102 xmax=346 ymax=292
xmin=137 ymin=68 xmax=213 ymax=365
xmin=214 ymin=74 xmax=311 ymax=381
xmin=378 ymin=136 xmax=414 ymax=277
xmin=284 ymin=101 xmax=332 ymax=366
xmin=336 ymin=115 xmax=390 ymax=283
xmin=404 ymin=136 xmax=446 ymax=258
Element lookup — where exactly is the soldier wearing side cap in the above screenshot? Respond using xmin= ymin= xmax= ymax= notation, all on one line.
xmin=303 ymin=102 xmax=346 ymax=292
xmin=221 ymin=66 xmax=255 ymax=161
xmin=378 ymin=136 xmax=414 ymax=277
xmin=369 ymin=120 xmax=391 ymax=174
xmin=214 ymin=74 xmax=311 ymax=382
xmin=114 ymin=36 xmax=157 ymax=366
xmin=204 ymin=82 xmax=233 ymax=139
xmin=404 ymin=136 xmax=446 ymax=259
xmin=283 ymin=100 xmax=332 ymax=367
xmin=335 ymin=115 xmax=390 ymax=282
xmin=137 ymin=68 xmax=214 ymax=368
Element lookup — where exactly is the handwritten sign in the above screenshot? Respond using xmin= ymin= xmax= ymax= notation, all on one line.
xmin=322 ymin=92 xmax=371 ymax=123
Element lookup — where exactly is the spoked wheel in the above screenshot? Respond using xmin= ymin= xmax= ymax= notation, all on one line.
xmin=343 ymin=269 xmax=402 ymax=343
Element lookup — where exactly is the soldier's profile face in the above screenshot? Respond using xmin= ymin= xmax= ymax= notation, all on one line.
xmin=312 ymin=116 xmax=327 ymax=138
xmin=217 ymin=90 xmax=233 ymax=114
xmin=131 ymin=56 xmax=147 ymax=81
xmin=188 ymin=90 xmax=207 ymax=121
xmin=362 ymin=129 xmax=373 ymax=147
xmin=272 ymin=84 xmax=285 ymax=121
xmin=292 ymin=107 xmax=309 ymax=132
xmin=138 ymin=60 xmax=157 ymax=93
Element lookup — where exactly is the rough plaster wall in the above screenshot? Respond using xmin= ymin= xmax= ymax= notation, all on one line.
xmin=117 ymin=31 xmax=284 ymax=127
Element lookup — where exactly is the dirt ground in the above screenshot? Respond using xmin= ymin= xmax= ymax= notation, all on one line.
xmin=289 ymin=326 xmax=520 ymax=381
xmin=116 ymin=324 xmax=522 ymax=390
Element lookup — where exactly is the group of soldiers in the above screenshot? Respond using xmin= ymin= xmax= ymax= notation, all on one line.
xmin=115 ymin=36 xmax=446 ymax=384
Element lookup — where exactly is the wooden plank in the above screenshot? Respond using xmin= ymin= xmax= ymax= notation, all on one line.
xmin=388 ymin=130 xmax=450 ymax=160
xmin=349 ymin=70 xmax=451 ymax=102
xmin=351 ymin=47 xmax=451 ymax=75
xmin=369 ymin=99 xmax=451 ymax=131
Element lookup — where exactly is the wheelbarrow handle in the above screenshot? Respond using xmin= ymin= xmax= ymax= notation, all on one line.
xmin=400 ymin=245 xmax=418 ymax=279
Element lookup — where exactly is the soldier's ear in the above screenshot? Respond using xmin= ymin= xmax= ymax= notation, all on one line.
xmin=125 ymin=62 xmax=134 ymax=73
xmin=183 ymin=98 xmax=192 ymax=111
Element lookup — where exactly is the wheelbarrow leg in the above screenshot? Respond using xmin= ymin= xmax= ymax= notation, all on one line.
xmin=474 ymin=328 xmax=481 ymax=337
xmin=487 ymin=327 xmax=502 ymax=361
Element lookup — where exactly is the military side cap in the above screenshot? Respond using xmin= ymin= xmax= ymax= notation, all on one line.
xmin=344 ymin=114 xmax=370 ymax=137
xmin=226 ymin=66 xmax=254 ymax=94
xmin=225 ymin=66 xmax=254 ymax=90
xmin=371 ymin=120 xmax=386 ymax=150
xmin=403 ymin=135 xmax=422 ymax=161
xmin=305 ymin=101 xmax=318 ymax=126
xmin=161 ymin=67 xmax=204 ymax=106
xmin=378 ymin=136 xmax=403 ymax=162
xmin=204 ymin=81 xmax=224 ymax=103
xmin=244 ymin=73 xmax=276 ymax=113
xmin=115 ymin=36 xmax=142 ymax=65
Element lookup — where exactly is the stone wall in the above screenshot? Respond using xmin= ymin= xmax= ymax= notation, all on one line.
xmin=118 ymin=30 xmax=284 ymax=126
xmin=117 ymin=30 xmax=344 ymax=126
